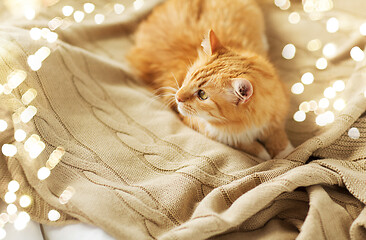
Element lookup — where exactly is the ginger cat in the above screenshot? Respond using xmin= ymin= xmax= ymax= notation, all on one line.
xmin=128 ymin=0 xmax=294 ymax=160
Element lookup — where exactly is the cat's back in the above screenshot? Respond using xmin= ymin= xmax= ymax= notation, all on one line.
xmin=129 ymin=0 xmax=266 ymax=86
xmin=135 ymin=0 xmax=265 ymax=53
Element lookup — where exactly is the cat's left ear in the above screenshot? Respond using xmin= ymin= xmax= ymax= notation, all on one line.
xmin=201 ymin=29 xmax=225 ymax=55
xmin=232 ymin=78 xmax=253 ymax=104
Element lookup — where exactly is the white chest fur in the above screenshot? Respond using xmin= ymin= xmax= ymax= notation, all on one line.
xmin=204 ymin=122 xmax=265 ymax=147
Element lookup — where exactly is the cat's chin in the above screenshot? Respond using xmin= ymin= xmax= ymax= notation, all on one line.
xmin=177 ymin=105 xmax=189 ymax=117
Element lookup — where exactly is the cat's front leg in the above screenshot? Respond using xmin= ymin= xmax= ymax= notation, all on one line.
xmin=259 ymin=126 xmax=294 ymax=159
xmin=237 ymin=141 xmax=271 ymax=161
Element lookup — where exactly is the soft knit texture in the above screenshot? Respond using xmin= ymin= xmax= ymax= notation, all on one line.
xmin=0 ymin=0 xmax=365 ymax=239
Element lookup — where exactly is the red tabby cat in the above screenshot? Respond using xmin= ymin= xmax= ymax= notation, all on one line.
xmin=128 ymin=0 xmax=294 ymax=160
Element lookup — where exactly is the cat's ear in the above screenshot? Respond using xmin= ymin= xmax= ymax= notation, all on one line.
xmin=201 ymin=29 xmax=224 ymax=55
xmin=232 ymin=78 xmax=253 ymax=104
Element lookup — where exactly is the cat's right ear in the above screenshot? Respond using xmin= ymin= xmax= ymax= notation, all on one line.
xmin=231 ymin=78 xmax=253 ymax=105
xmin=201 ymin=29 xmax=224 ymax=55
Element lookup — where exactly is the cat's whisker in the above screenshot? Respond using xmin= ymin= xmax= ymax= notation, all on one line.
xmin=153 ymin=86 xmax=178 ymax=95
xmin=171 ymin=72 xmax=180 ymax=89
xmin=145 ymin=93 xmax=175 ymax=111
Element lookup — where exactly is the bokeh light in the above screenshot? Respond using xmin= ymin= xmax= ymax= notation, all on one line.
xmin=316 ymin=57 xmax=328 ymax=70
xmin=291 ymin=83 xmax=304 ymax=94
xmin=350 ymin=47 xmax=365 ymax=62
xmin=326 ymin=17 xmax=339 ymax=33
xmin=301 ymin=72 xmax=314 ymax=85
xmin=293 ymin=111 xmax=306 ymax=122
xmin=348 ymin=127 xmax=360 ymax=139
xmin=282 ymin=44 xmax=296 ymax=59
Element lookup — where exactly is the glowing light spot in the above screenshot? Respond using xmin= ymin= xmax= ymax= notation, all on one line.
xmin=24 ymin=134 xmax=40 ymax=152
xmin=360 ymin=22 xmax=366 ymax=36
xmin=348 ymin=127 xmax=360 ymax=139
xmin=8 ymin=180 xmax=20 ymax=192
xmin=0 ymin=228 xmax=6 ymax=240
xmin=20 ymin=106 xmax=37 ymax=123
xmin=7 ymin=70 xmax=27 ymax=89
xmin=47 ymin=32 xmax=58 ymax=43
xmin=0 ymin=84 xmax=4 ymax=94
xmin=293 ymin=111 xmax=306 ymax=122
xmin=38 ymin=167 xmax=51 ymax=180
xmin=74 ymin=11 xmax=85 ymax=23
xmin=7 ymin=204 xmax=17 ymax=215
xmin=282 ymin=44 xmax=296 ymax=60
xmin=14 ymin=212 xmax=31 ymax=231
xmin=279 ymin=0 xmax=291 ymax=10
xmin=27 ymin=55 xmax=42 ymax=71
xmin=318 ymin=0 xmax=334 ymax=12
xmin=48 ymin=17 xmax=63 ymax=31
xmin=114 ymin=4 xmax=125 ymax=14
xmin=14 ymin=129 xmax=27 ymax=142
xmin=274 ymin=0 xmax=287 ymax=7
xmin=22 ymin=88 xmax=37 ymax=105
xmin=326 ymin=17 xmax=339 ymax=33
xmin=29 ymin=141 xmax=46 ymax=159
xmin=18 ymin=212 xmax=30 ymax=223
xmin=84 ymin=3 xmax=95 ymax=13
xmin=19 ymin=195 xmax=32 ymax=208
xmin=30 ymin=28 xmax=42 ymax=40
xmin=333 ymin=80 xmax=345 ymax=92
xmin=2 ymin=144 xmax=17 ymax=157
xmin=322 ymin=43 xmax=337 ymax=58
xmin=41 ymin=28 xmax=51 ymax=39
xmin=301 ymin=72 xmax=314 ymax=85
xmin=62 ymin=6 xmax=74 ymax=16
xmin=299 ymin=102 xmax=310 ymax=112
xmin=316 ymin=57 xmax=328 ymax=70
xmin=288 ymin=12 xmax=301 ymax=24
xmin=47 ymin=147 xmax=65 ymax=169
xmin=24 ymin=8 xmax=36 ymax=20
xmin=48 ymin=210 xmax=60 ymax=221
xmin=0 ymin=120 xmax=7 ymax=132
xmin=350 ymin=47 xmax=365 ymax=62
xmin=94 ymin=14 xmax=105 ymax=24
xmin=324 ymin=87 xmax=336 ymax=99
xmin=333 ymin=99 xmax=346 ymax=111
xmin=35 ymin=47 xmax=51 ymax=62
xmin=309 ymin=100 xmax=318 ymax=111
xmin=316 ymin=114 xmax=327 ymax=126
xmin=59 ymin=186 xmax=75 ymax=204
xmin=319 ymin=98 xmax=330 ymax=109
xmin=134 ymin=0 xmax=144 ymax=10
xmin=307 ymin=39 xmax=322 ymax=51
xmin=291 ymin=83 xmax=304 ymax=94
xmin=4 ymin=192 xmax=16 ymax=204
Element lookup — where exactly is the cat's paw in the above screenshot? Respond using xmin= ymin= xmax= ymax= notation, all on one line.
xmin=275 ymin=142 xmax=295 ymax=159
xmin=258 ymin=149 xmax=271 ymax=161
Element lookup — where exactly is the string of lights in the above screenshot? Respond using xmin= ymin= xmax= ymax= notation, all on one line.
xmin=276 ymin=0 xmax=365 ymax=127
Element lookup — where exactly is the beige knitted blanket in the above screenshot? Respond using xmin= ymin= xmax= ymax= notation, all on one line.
xmin=0 ymin=0 xmax=365 ymax=239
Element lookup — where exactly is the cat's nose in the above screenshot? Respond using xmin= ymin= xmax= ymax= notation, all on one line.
xmin=176 ymin=94 xmax=186 ymax=103
xmin=175 ymin=95 xmax=185 ymax=102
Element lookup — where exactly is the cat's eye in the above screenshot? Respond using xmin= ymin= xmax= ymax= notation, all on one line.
xmin=197 ymin=90 xmax=209 ymax=100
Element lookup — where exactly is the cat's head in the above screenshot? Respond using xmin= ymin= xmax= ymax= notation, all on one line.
xmin=175 ymin=30 xmax=275 ymax=124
